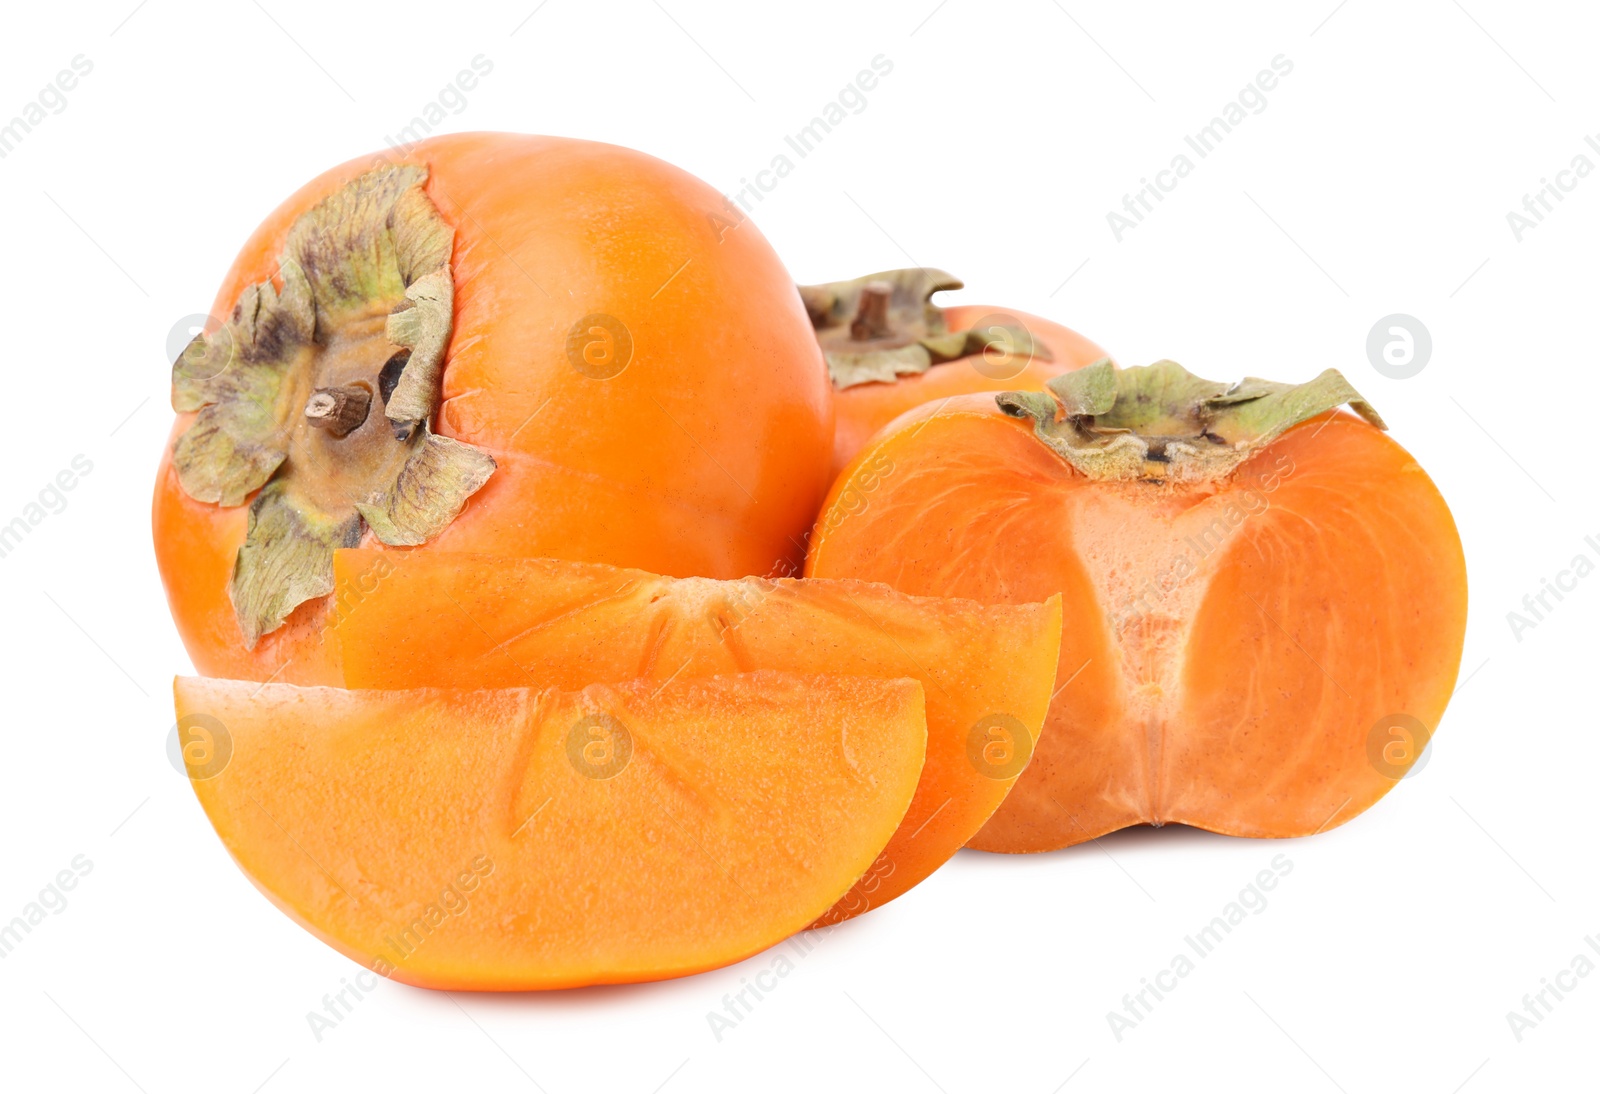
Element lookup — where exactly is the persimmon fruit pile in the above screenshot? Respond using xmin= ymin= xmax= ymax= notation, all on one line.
xmin=808 ymin=360 xmax=1468 ymax=850
xmin=157 ymin=132 xmax=1466 ymax=993
xmin=157 ymin=133 xmax=1066 ymax=990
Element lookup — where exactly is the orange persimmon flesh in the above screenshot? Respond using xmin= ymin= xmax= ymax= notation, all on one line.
xmin=330 ymin=549 xmax=1061 ymax=924
xmin=176 ymin=672 xmax=926 ymax=990
xmin=807 ymin=395 xmax=1467 ymax=850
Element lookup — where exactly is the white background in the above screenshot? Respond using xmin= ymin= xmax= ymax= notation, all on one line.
xmin=1 ymin=1 xmax=1594 ymax=1091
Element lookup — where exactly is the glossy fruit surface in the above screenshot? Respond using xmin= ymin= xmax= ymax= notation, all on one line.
xmin=175 ymin=672 xmax=925 ymax=989
xmin=154 ymin=133 xmax=833 ymax=684
xmin=331 ymin=548 xmax=1060 ymax=921
xmin=807 ymin=362 xmax=1468 ymax=850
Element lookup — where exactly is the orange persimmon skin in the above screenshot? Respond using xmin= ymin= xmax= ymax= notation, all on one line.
xmin=807 ymin=395 xmax=1468 ymax=850
xmin=828 ymin=305 xmax=1105 ymax=477
xmin=153 ymin=133 xmax=834 ymax=683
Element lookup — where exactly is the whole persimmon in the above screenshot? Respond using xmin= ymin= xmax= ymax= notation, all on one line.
xmin=798 ymin=268 xmax=1105 ymax=476
xmin=153 ymin=133 xmax=834 ymax=684
xmin=807 ymin=360 xmax=1468 ymax=851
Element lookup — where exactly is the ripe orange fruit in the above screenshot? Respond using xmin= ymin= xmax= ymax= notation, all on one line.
xmin=175 ymin=672 xmax=926 ymax=989
xmin=799 ymin=268 xmax=1105 ymax=476
xmin=154 ymin=133 xmax=833 ymax=685
xmin=807 ymin=361 xmax=1468 ymax=850
xmin=329 ymin=548 xmax=1061 ymax=922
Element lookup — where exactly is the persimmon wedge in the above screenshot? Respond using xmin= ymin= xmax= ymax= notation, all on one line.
xmin=175 ymin=672 xmax=926 ymax=990
xmin=330 ymin=549 xmax=1061 ymax=924
xmin=807 ymin=361 xmax=1468 ymax=851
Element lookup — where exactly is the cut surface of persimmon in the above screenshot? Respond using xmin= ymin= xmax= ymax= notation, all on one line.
xmin=807 ymin=360 xmax=1468 ymax=851
xmin=799 ymin=268 xmax=1106 ymax=476
xmin=154 ymin=133 xmax=833 ymax=686
xmin=331 ymin=549 xmax=1061 ymax=924
xmin=175 ymin=672 xmax=926 ymax=990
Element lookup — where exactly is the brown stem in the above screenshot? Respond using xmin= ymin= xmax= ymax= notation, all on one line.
xmin=304 ymin=384 xmax=372 ymax=438
xmin=850 ymin=281 xmax=894 ymax=342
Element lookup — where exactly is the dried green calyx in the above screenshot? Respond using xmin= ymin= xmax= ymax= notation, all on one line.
xmin=798 ymin=268 xmax=1052 ymax=389
xmin=171 ymin=163 xmax=494 ymax=647
xmin=997 ymin=359 xmax=1385 ymax=484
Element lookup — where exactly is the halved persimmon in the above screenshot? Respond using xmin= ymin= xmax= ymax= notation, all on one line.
xmin=154 ymin=134 xmax=833 ymax=686
xmin=807 ymin=361 xmax=1468 ymax=850
xmin=175 ymin=672 xmax=926 ymax=990
xmin=799 ymin=268 xmax=1105 ymax=476
xmin=329 ymin=549 xmax=1061 ymax=923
